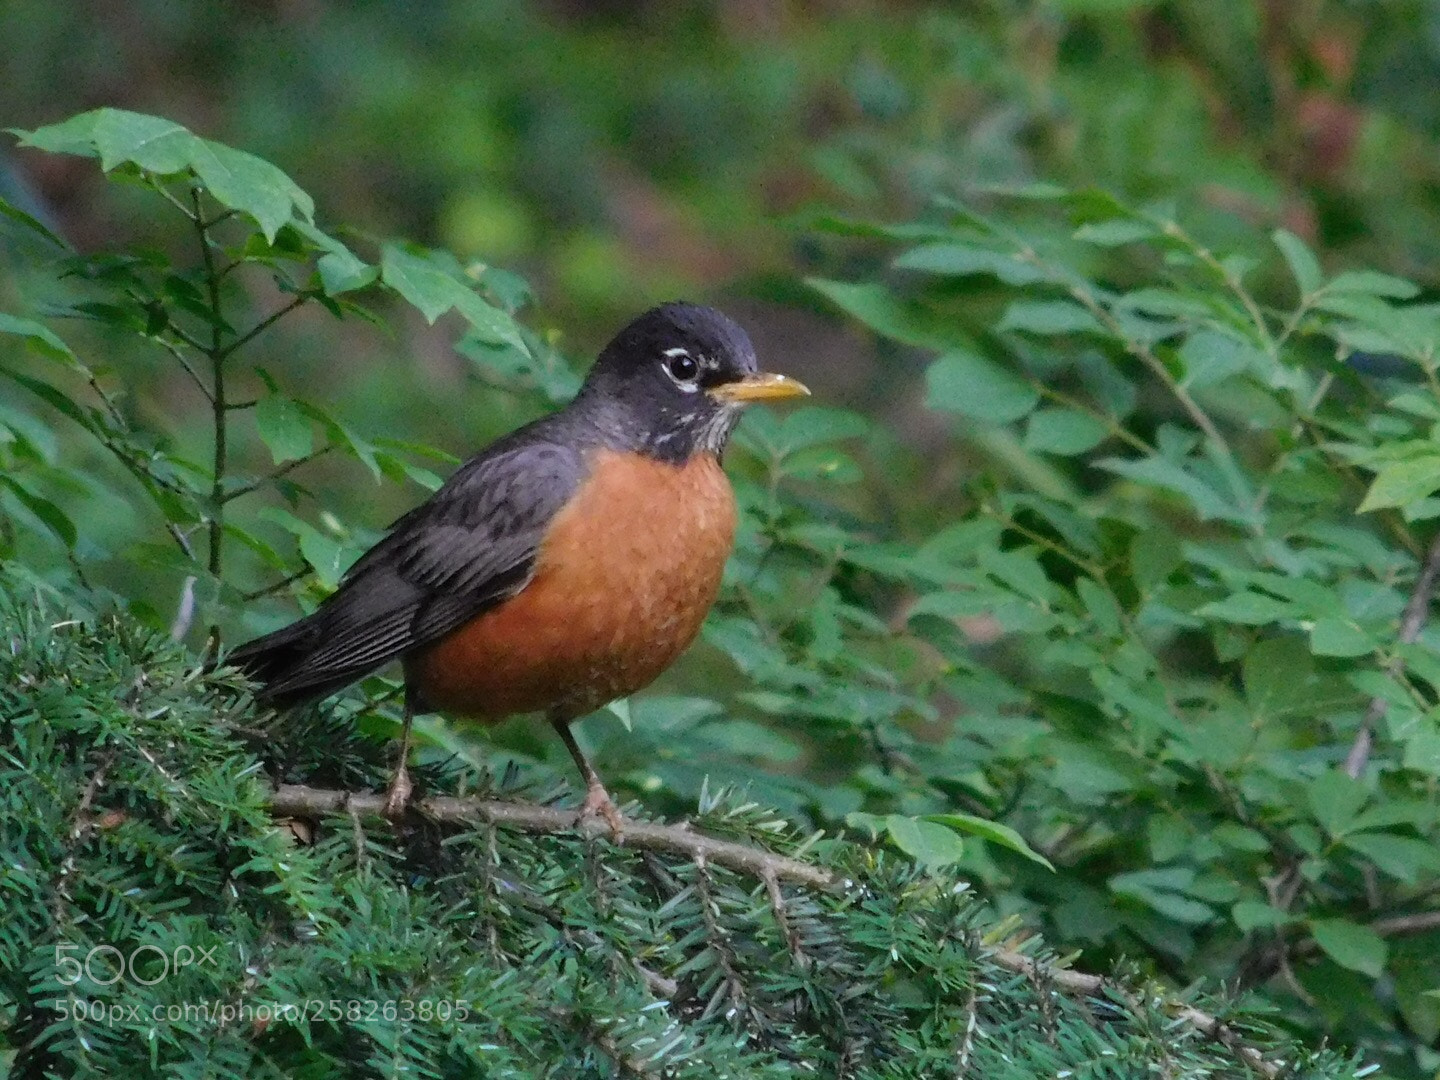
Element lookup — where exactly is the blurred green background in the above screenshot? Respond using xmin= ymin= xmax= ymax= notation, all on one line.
xmin=12 ymin=1 xmax=1440 ymax=1074
xmin=13 ymin=0 xmax=1440 ymax=618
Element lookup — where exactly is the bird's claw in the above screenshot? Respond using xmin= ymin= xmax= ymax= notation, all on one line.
xmin=578 ymin=783 xmax=626 ymax=841
xmin=383 ymin=762 xmax=413 ymax=820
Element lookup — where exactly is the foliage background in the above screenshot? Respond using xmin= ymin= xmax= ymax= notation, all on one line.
xmin=7 ymin=1 xmax=1440 ymax=1076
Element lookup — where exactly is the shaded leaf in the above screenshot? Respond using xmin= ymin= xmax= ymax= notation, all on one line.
xmin=1310 ymin=919 xmax=1387 ymax=977
xmin=925 ymin=348 xmax=1038 ymax=423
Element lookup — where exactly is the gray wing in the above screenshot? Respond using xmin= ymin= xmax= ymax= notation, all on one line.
xmin=231 ymin=439 xmax=585 ymax=702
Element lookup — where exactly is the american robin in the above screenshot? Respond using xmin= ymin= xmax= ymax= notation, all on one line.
xmin=231 ymin=303 xmax=809 ymax=827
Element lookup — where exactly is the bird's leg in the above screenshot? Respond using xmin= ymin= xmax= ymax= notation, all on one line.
xmin=383 ymin=698 xmax=416 ymax=819
xmin=550 ymin=711 xmax=625 ymax=837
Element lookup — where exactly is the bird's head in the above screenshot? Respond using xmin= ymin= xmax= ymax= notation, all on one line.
xmin=576 ymin=302 xmax=809 ymax=462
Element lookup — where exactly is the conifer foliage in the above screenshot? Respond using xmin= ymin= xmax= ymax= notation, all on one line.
xmin=0 ymin=577 xmax=1349 ymax=1077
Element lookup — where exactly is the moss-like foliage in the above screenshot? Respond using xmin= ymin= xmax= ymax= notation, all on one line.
xmin=0 ymin=573 xmax=1355 ymax=1078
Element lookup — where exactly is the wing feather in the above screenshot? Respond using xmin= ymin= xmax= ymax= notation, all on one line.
xmin=233 ymin=437 xmax=586 ymax=701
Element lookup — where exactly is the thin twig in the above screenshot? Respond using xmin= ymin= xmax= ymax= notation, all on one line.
xmin=216 ymin=294 xmax=309 ymax=361
xmin=155 ymin=336 xmax=213 ymax=401
xmin=194 ymin=188 xmax=227 ymax=583
xmin=223 ymin=447 xmax=332 ymax=503
xmin=1345 ymin=527 xmax=1440 ymax=778
xmin=150 ymin=180 xmax=199 ymax=221
xmin=166 ymin=522 xmax=198 ymax=563
xmin=240 ymin=568 xmax=311 ymax=602
xmin=166 ymin=323 xmax=211 ymax=354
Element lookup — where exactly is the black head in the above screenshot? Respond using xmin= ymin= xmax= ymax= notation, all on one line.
xmin=574 ymin=302 xmax=808 ymax=463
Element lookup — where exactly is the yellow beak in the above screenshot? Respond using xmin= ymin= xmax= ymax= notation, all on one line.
xmin=707 ymin=371 xmax=811 ymax=403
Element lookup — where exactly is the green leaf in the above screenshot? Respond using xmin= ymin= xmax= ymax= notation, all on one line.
xmin=1232 ymin=901 xmax=1292 ymax=932
xmin=0 ymin=313 xmax=78 ymax=365
xmin=1109 ymin=869 xmax=1215 ymax=924
xmin=1342 ymin=832 xmax=1440 ymax=884
xmin=13 ymin=110 xmax=106 ymax=157
xmin=1325 ymin=270 xmax=1419 ymax=300
xmin=923 ymin=813 xmax=1055 ymax=870
xmin=1404 ymin=725 xmax=1440 ymax=777
xmin=925 ymin=348 xmax=1039 ymax=423
xmin=883 ymin=815 xmax=966 ymax=870
xmin=892 ymin=243 xmax=1050 ymax=285
xmin=1178 ymin=331 xmax=1261 ymax=389
xmin=1308 ymin=771 xmax=1369 ymax=839
xmin=1073 ymin=218 xmax=1158 ymax=246
xmin=1310 ymin=919 xmax=1387 ymax=977
xmin=1310 ymin=617 xmax=1375 ymax=658
xmin=604 ymin=698 xmax=632 ymax=732
xmin=0 ymin=195 xmax=68 ymax=249
xmin=1195 ymin=592 xmax=1292 ymax=625
xmin=770 ymin=407 xmax=869 ymax=456
xmin=805 ymin=277 xmax=960 ymax=349
xmin=1357 ymin=456 xmax=1440 ymax=513
xmin=996 ymin=300 xmax=1104 ymax=337
xmin=0 ymin=476 xmax=77 ymax=547
xmin=93 ymin=110 xmax=195 ymax=173
xmin=17 ymin=109 xmax=315 ymax=242
xmin=1023 ymin=408 xmax=1108 ymax=455
xmin=293 ymin=222 xmax=377 ymax=295
xmin=381 ymin=243 xmax=524 ymax=350
xmin=1273 ymin=229 xmax=1323 ymax=296
xmin=1098 ymin=455 xmax=1252 ymax=525
xmin=254 ymin=396 xmax=313 ymax=465
xmin=190 ymin=140 xmax=314 ymax=241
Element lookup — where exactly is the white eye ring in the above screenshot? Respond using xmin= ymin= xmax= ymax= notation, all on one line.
xmin=663 ymin=348 xmax=700 ymax=385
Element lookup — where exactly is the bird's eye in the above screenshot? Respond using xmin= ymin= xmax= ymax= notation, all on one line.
xmin=665 ymin=352 xmax=699 ymax=382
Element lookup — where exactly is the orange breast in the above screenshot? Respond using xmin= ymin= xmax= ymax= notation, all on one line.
xmin=405 ymin=448 xmax=737 ymax=722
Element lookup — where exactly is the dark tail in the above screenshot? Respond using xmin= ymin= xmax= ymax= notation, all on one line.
xmin=228 ymin=614 xmax=345 ymax=707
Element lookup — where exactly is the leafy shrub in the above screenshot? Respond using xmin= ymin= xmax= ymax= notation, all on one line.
xmin=3 ymin=109 xmax=1439 ymax=1075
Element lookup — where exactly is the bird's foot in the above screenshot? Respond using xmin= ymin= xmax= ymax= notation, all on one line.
xmin=577 ymin=782 xmax=626 ymax=840
xmin=382 ymin=762 xmax=413 ymax=820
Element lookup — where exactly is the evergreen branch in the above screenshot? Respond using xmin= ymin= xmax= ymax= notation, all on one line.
xmin=994 ymin=951 xmax=1282 ymax=1080
xmin=266 ymin=783 xmax=1287 ymax=1077
xmin=266 ymin=783 xmax=839 ymax=890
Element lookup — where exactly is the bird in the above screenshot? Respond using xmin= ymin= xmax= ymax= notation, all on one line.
xmin=230 ymin=302 xmax=809 ymax=828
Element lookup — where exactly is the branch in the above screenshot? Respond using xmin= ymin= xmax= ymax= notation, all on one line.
xmin=155 ymin=336 xmax=213 ymax=401
xmin=264 ymin=782 xmax=1288 ymax=1076
xmin=223 ymin=447 xmax=332 ymax=503
xmin=216 ymin=294 xmax=309 ymax=361
xmin=240 ymin=567 xmax=311 ymax=602
xmin=266 ymin=784 xmax=839 ymax=890
xmin=993 ymin=951 xmax=1282 ymax=1079
xmin=1345 ymin=527 xmax=1440 ymax=778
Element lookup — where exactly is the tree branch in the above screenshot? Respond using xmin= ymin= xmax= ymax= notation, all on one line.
xmin=266 ymin=784 xmax=839 ymax=890
xmin=1345 ymin=527 xmax=1440 ymax=778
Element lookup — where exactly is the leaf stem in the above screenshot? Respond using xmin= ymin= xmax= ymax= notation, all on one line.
xmin=223 ymin=446 xmax=332 ymax=503
xmin=194 ymin=188 xmax=226 ymax=581
xmin=216 ymin=293 xmax=308 ymax=362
